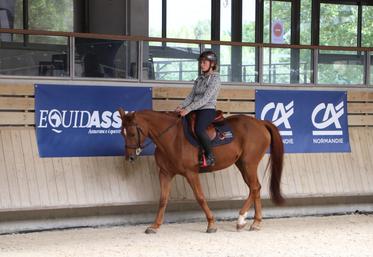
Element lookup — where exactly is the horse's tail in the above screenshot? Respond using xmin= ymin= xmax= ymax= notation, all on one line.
xmin=264 ymin=121 xmax=285 ymax=205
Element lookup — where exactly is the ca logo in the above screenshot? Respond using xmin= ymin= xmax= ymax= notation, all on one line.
xmin=261 ymin=101 xmax=294 ymax=136
xmin=312 ymin=102 xmax=344 ymax=136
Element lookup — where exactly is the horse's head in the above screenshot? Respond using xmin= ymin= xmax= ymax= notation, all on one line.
xmin=118 ymin=108 xmax=149 ymax=162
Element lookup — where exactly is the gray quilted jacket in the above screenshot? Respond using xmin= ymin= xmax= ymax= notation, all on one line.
xmin=180 ymin=72 xmax=221 ymax=112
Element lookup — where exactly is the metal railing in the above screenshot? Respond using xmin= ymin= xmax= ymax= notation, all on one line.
xmin=0 ymin=28 xmax=372 ymax=87
xmin=152 ymin=59 xmax=309 ymax=83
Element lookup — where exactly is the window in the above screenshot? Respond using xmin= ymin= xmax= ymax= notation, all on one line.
xmin=300 ymin=0 xmax=311 ymax=45
xmin=220 ymin=0 xmax=231 ymax=41
xmin=29 ymin=0 xmax=73 ymax=32
xmin=362 ymin=5 xmax=373 ymax=47
xmin=167 ymin=0 xmax=211 ymax=40
xmin=149 ymin=0 xmax=162 ymax=38
xmin=318 ymin=50 xmax=364 ymax=85
xmin=27 ymin=0 xmax=72 ymax=44
xmin=264 ymin=0 xmax=292 ymax=44
xmin=145 ymin=42 xmax=199 ymax=81
xmin=242 ymin=0 xmax=255 ymax=43
xmin=0 ymin=0 xmax=22 ymax=42
xmin=319 ymin=3 xmax=358 ymax=46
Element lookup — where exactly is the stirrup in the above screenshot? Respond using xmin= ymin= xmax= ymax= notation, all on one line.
xmin=205 ymin=154 xmax=215 ymax=167
xmin=200 ymin=154 xmax=208 ymax=167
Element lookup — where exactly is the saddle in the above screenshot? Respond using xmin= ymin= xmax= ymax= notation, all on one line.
xmin=188 ymin=110 xmax=225 ymax=140
xmin=182 ymin=110 xmax=234 ymax=168
xmin=182 ymin=110 xmax=233 ymax=172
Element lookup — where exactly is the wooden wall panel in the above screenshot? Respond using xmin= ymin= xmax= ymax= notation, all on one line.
xmin=0 ymin=112 xmax=34 ymax=125
xmin=1 ymin=127 xmax=372 ymax=211
xmin=0 ymin=97 xmax=34 ymax=110
xmin=0 ymin=83 xmax=372 ymax=126
xmin=0 ymin=84 xmax=34 ymax=96
xmin=0 ymin=83 xmax=373 ymax=212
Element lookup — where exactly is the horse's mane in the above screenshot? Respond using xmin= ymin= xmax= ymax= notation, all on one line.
xmin=158 ymin=111 xmax=180 ymax=118
xmin=138 ymin=109 xmax=180 ymax=121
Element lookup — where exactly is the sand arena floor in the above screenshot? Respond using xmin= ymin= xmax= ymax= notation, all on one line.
xmin=0 ymin=214 xmax=372 ymax=257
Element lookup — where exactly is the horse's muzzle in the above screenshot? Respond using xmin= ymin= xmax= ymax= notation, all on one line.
xmin=129 ymin=155 xmax=136 ymax=162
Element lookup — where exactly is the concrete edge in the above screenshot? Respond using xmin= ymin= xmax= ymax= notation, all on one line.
xmin=1 ymin=195 xmax=372 ymax=235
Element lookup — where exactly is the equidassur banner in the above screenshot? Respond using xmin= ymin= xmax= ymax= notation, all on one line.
xmin=35 ymin=84 xmax=153 ymax=157
xmin=255 ymin=90 xmax=350 ymax=153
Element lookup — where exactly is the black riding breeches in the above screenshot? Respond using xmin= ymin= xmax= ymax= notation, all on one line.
xmin=188 ymin=109 xmax=216 ymax=155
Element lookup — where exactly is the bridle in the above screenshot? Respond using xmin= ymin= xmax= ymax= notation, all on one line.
xmin=123 ymin=124 xmax=147 ymax=156
xmin=122 ymin=115 xmax=181 ymax=156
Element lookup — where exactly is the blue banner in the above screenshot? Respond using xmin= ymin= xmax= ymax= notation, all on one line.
xmin=255 ymin=90 xmax=350 ymax=153
xmin=35 ymin=84 xmax=153 ymax=157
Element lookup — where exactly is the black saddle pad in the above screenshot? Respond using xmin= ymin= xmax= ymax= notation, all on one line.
xmin=182 ymin=117 xmax=234 ymax=147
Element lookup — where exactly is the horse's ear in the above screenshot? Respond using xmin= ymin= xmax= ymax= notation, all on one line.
xmin=118 ymin=108 xmax=126 ymax=119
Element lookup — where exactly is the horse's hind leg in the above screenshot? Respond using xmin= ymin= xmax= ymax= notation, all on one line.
xmin=185 ymin=172 xmax=217 ymax=233
xmin=235 ymin=160 xmax=262 ymax=231
xmin=145 ymin=170 xmax=174 ymax=234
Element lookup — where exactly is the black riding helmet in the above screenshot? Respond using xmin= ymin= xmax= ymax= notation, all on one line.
xmin=198 ymin=51 xmax=218 ymax=62
xmin=198 ymin=51 xmax=218 ymax=71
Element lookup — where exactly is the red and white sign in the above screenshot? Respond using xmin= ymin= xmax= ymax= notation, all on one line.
xmin=271 ymin=20 xmax=284 ymax=44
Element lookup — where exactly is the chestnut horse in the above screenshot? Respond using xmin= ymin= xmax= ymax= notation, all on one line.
xmin=118 ymin=109 xmax=284 ymax=234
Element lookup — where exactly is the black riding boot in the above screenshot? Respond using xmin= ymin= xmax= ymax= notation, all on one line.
xmin=194 ymin=109 xmax=217 ymax=167
xmin=199 ymin=138 xmax=215 ymax=167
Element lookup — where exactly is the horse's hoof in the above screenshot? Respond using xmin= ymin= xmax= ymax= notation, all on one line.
xmin=145 ymin=227 xmax=158 ymax=234
xmin=206 ymin=227 xmax=217 ymax=233
xmin=249 ymin=224 xmax=260 ymax=231
xmin=236 ymin=222 xmax=248 ymax=232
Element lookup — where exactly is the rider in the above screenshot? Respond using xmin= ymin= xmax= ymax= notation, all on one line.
xmin=176 ymin=51 xmax=221 ymax=166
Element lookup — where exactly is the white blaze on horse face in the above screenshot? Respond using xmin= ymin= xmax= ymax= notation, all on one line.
xmin=237 ymin=212 xmax=248 ymax=225
xmin=123 ymin=128 xmax=127 ymax=136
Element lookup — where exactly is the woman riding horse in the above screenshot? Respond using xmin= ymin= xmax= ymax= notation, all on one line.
xmin=175 ymin=51 xmax=221 ymax=167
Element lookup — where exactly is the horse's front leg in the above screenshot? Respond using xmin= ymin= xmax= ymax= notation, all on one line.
xmin=145 ymin=170 xmax=174 ymax=234
xmin=185 ymin=172 xmax=217 ymax=233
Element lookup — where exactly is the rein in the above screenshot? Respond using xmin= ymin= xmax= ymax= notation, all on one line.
xmin=125 ymin=115 xmax=181 ymax=155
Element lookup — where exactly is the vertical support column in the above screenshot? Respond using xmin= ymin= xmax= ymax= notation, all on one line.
xmin=255 ymin=0 xmax=264 ymax=84
xmin=312 ymin=48 xmax=318 ymax=85
xmin=211 ymin=0 xmax=221 ymax=65
xmin=365 ymin=51 xmax=371 ymax=87
xmin=311 ymin=0 xmax=320 ymax=85
xmin=162 ymin=0 xmax=167 ymax=48
xmin=199 ymin=44 xmax=205 ymax=75
xmin=69 ymin=36 xmax=75 ymax=79
xmin=357 ymin=2 xmax=362 ymax=49
xmin=211 ymin=0 xmax=220 ymax=41
xmin=290 ymin=0 xmax=301 ymax=84
xmin=22 ymin=0 xmax=29 ymax=45
xmin=138 ymin=40 xmax=143 ymax=82
xmin=258 ymin=47 xmax=263 ymax=85
xmin=73 ymin=0 xmax=88 ymax=32
xmin=311 ymin=0 xmax=320 ymax=46
xmin=231 ymin=0 xmax=242 ymax=82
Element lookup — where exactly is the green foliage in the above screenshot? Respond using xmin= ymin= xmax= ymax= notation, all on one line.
xmin=362 ymin=6 xmax=373 ymax=47
xmin=167 ymin=19 xmax=210 ymax=40
xmin=319 ymin=4 xmax=358 ymax=46
xmin=29 ymin=0 xmax=73 ymax=31
xmin=300 ymin=0 xmax=311 ymax=45
xmin=242 ymin=22 xmax=255 ymax=43
xmin=29 ymin=0 xmax=73 ymax=44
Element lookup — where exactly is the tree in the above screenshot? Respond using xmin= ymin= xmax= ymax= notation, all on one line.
xmin=29 ymin=0 xmax=73 ymax=44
